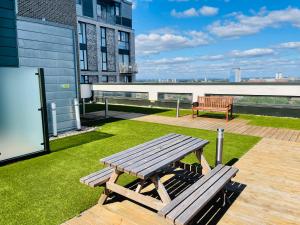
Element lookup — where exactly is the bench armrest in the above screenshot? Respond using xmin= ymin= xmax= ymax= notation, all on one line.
xmin=192 ymin=102 xmax=199 ymax=107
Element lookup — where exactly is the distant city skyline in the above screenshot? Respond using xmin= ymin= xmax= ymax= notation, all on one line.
xmin=131 ymin=0 xmax=300 ymax=80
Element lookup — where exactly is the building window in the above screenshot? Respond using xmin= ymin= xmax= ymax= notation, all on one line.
xmin=96 ymin=4 xmax=102 ymax=17
xmin=76 ymin=0 xmax=82 ymax=5
xmin=119 ymin=54 xmax=129 ymax=66
xmin=78 ymin=22 xmax=86 ymax=44
xmin=100 ymin=27 xmax=106 ymax=47
xmin=110 ymin=5 xmax=115 ymax=16
xmin=102 ymin=52 xmax=107 ymax=71
xmin=80 ymin=50 xmax=88 ymax=70
xmin=82 ymin=0 xmax=94 ymax=18
xmin=115 ymin=3 xmax=120 ymax=16
xmin=102 ymin=76 xmax=109 ymax=82
xmin=78 ymin=22 xmax=88 ymax=70
xmin=118 ymin=31 xmax=129 ymax=50
xmin=97 ymin=1 xmax=107 ymax=19
xmin=81 ymin=75 xmax=89 ymax=84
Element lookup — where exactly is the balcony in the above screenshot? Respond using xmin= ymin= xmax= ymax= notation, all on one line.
xmin=119 ymin=64 xmax=138 ymax=74
xmin=97 ymin=15 xmax=132 ymax=28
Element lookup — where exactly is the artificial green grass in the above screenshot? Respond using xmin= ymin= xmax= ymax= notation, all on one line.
xmin=237 ymin=114 xmax=300 ymax=130
xmin=84 ymin=103 xmax=300 ymax=130
xmin=0 ymin=119 xmax=260 ymax=225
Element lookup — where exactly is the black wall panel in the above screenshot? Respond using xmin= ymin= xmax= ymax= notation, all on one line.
xmin=0 ymin=0 xmax=18 ymax=67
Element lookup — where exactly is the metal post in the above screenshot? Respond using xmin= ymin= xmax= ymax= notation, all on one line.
xmin=176 ymin=98 xmax=180 ymax=118
xmin=105 ymin=98 xmax=108 ymax=119
xmin=216 ymin=128 xmax=224 ymax=166
xmin=82 ymin=98 xmax=86 ymax=116
xmin=51 ymin=102 xmax=57 ymax=137
xmin=74 ymin=98 xmax=81 ymax=130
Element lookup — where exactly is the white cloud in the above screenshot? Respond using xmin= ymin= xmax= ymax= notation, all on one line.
xmin=171 ymin=6 xmax=219 ymax=18
xmin=138 ymin=55 xmax=300 ymax=80
xmin=277 ymin=42 xmax=300 ymax=49
xmin=171 ymin=8 xmax=198 ymax=18
xmin=135 ymin=31 xmax=210 ymax=55
xmin=199 ymin=54 xmax=224 ymax=60
xmin=230 ymin=48 xmax=275 ymax=58
xmin=199 ymin=6 xmax=219 ymax=16
xmin=149 ymin=57 xmax=193 ymax=65
xmin=208 ymin=7 xmax=300 ymax=38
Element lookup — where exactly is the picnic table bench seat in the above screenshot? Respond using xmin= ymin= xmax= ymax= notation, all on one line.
xmin=80 ymin=167 xmax=113 ymax=187
xmin=159 ymin=164 xmax=238 ymax=225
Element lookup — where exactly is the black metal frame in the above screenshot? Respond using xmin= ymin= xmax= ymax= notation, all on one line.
xmin=37 ymin=68 xmax=50 ymax=153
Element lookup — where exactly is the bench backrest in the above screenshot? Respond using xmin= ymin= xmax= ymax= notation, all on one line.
xmin=197 ymin=96 xmax=233 ymax=108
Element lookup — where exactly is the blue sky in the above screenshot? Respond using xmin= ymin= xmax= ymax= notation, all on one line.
xmin=130 ymin=0 xmax=300 ymax=80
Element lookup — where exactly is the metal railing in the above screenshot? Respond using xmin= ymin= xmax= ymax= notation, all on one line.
xmin=119 ymin=64 xmax=138 ymax=74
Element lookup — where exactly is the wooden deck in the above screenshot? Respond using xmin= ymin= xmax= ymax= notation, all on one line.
xmin=132 ymin=114 xmax=300 ymax=143
xmin=63 ymin=138 xmax=300 ymax=225
xmin=72 ymin=111 xmax=300 ymax=224
xmin=218 ymin=138 xmax=300 ymax=225
xmin=62 ymin=200 xmax=171 ymax=225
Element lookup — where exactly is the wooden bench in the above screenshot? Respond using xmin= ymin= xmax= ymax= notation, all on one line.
xmin=192 ymin=96 xmax=234 ymax=121
xmin=159 ymin=164 xmax=238 ymax=225
xmin=80 ymin=167 xmax=113 ymax=187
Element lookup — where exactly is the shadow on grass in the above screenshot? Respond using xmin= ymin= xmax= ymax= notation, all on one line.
xmin=226 ymin=158 xmax=239 ymax=166
xmin=50 ymin=131 xmax=113 ymax=152
xmin=82 ymin=103 xmax=172 ymax=115
xmin=81 ymin=117 xmax=125 ymax=128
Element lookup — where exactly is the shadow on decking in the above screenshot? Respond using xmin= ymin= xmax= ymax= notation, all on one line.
xmin=106 ymin=168 xmax=246 ymax=225
xmin=196 ymin=112 xmax=240 ymax=120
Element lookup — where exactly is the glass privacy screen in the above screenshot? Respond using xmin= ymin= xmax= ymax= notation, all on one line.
xmin=0 ymin=67 xmax=45 ymax=162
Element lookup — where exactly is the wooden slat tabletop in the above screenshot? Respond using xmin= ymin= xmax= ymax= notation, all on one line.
xmin=100 ymin=133 xmax=209 ymax=179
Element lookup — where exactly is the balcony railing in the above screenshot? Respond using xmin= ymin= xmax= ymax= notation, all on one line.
xmin=97 ymin=15 xmax=132 ymax=28
xmin=119 ymin=64 xmax=138 ymax=74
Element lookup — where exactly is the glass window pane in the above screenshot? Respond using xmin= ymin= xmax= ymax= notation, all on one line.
xmin=97 ymin=5 xmax=101 ymax=16
xmin=124 ymin=55 xmax=129 ymax=65
xmin=82 ymin=25 xmax=86 ymax=44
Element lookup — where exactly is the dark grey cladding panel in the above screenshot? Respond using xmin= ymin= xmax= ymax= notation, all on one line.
xmin=17 ymin=0 xmax=77 ymax=27
xmin=0 ymin=0 xmax=18 ymax=67
xmin=17 ymin=19 xmax=77 ymax=133
xmin=106 ymin=28 xmax=116 ymax=72
xmin=86 ymin=23 xmax=98 ymax=71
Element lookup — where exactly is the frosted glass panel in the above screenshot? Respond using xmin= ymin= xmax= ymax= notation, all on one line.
xmin=0 ymin=67 xmax=45 ymax=161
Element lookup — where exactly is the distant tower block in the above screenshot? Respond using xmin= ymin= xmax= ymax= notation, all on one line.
xmin=229 ymin=68 xmax=242 ymax=82
xmin=235 ymin=68 xmax=241 ymax=82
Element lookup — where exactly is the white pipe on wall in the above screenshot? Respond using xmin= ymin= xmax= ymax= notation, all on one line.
xmin=51 ymin=102 xmax=58 ymax=137
xmin=74 ymin=98 xmax=81 ymax=131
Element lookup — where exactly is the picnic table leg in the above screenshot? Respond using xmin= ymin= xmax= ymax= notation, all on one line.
xmin=195 ymin=149 xmax=211 ymax=175
xmin=151 ymin=175 xmax=171 ymax=204
xmin=135 ymin=180 xmax=145 ymax=193
xmin=98 ymin=169 xmax=122 ymax=205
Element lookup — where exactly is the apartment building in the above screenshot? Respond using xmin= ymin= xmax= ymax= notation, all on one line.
xmin=76 ymin=0 xmax=137 ymax=83
xmin=0 ymin=0 xmax=79 ymax=134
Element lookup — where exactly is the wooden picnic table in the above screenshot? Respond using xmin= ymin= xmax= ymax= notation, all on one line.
xmin=98 ymin=133 xmax=210 ymax=211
